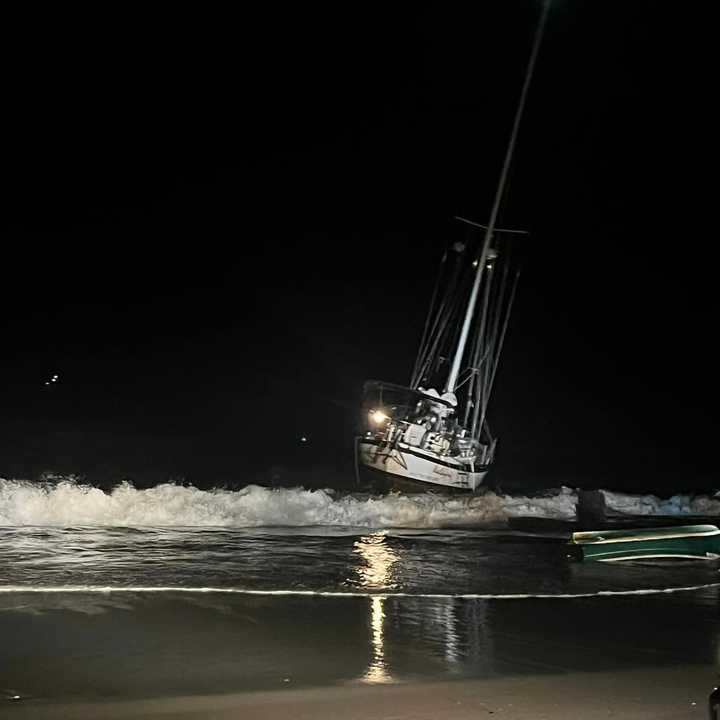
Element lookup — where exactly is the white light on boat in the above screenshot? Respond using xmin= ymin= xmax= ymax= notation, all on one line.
xmin=300 ymin=436 xmax=307 ymax=443
xmin=472 ymin=260 xmax=479 ymax=267
xmin=370 ymin=410 xmax=389 ymax=424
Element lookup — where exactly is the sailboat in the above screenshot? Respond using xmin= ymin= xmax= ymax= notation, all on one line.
xmin=356 ymin=2 xmax=550 ymax=493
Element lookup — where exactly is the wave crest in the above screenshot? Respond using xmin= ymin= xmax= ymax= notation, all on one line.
xmin=2 ymin=479 xmax=717 ymax=529
xmin=0 ymin=478 xmax=580 ymax=528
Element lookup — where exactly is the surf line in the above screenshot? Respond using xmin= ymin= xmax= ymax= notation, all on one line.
xmin=1 ymin=583 xmax=720 ymax=599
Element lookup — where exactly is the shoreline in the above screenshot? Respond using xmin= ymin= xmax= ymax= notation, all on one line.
xmin=7 ymin=667 xmax=715 ymax=719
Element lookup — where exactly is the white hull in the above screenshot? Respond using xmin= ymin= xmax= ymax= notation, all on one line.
xmin=358 ymin=439 xmax=487 ymax=492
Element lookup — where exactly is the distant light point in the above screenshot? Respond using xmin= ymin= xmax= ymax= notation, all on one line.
xmin=300 ymin=436 xmax=308 ymax=443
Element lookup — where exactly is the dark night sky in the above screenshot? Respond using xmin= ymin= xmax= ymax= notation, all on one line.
xmin=1 ymin=2 xmax=717 ymax=492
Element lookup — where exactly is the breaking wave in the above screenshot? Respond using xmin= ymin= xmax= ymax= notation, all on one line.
xmin=0 ymin=478 xmax=581 ymax=528
xmin=602 ymin=490 xmax=720 ymax=516
xmin=1 ymin=478 xmax=718 ymax=529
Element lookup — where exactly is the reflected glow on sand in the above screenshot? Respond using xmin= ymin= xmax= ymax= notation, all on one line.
xmin=440 ymin=599 xmax=459 ymax=665
xmin=364 ymin=595 xmax=393 ymax=683
xmin=353 ymin=534 xmax=398 ymax=683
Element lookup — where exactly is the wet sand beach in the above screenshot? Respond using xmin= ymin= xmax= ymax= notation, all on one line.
xmin=2 ymin=589 xmax=718 ymax=718
xmin=6 ymin=668 xmax=716 ymax=720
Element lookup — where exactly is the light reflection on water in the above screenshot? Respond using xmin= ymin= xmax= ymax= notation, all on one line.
xmin=353 ymin=533 xmax=396 ymax=682
xmin=364 ymin=596 xmax=391 ymax=683
xmin=352 ymin=533 xmax=399 ymax=591
xmin=352 ymin=533 xmax=494 ymax=682
xmin=440 ymin=598 xmax=459 ymax=666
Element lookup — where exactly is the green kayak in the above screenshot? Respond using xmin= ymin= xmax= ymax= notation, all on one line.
xmin=570 ymin=524 xmax=720 ymax=562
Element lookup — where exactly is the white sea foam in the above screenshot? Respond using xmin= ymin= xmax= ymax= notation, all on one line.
xmin=1 ymin=479 xmax=717 ymax=529
xmin=601 ymin=490 xmax=720 ymax=517
xmin=0 ymin=478 xmax=579 ymax=528
xmin=1 ymin=583 xmax=719 ymax=599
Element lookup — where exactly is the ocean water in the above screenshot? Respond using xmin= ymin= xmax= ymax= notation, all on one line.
xmin=2 ymin=478 xmax=720 ymax=706
xmin=2 ymin=478 xmax=720 ymax=597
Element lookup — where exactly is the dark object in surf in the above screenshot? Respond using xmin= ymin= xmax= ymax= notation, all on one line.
xmin=710 ymin=685 xmax=720 ymax=719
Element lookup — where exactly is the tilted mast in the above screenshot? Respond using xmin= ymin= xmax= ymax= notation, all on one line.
xmin=444 ymin=0 xmax=550 ymax=395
